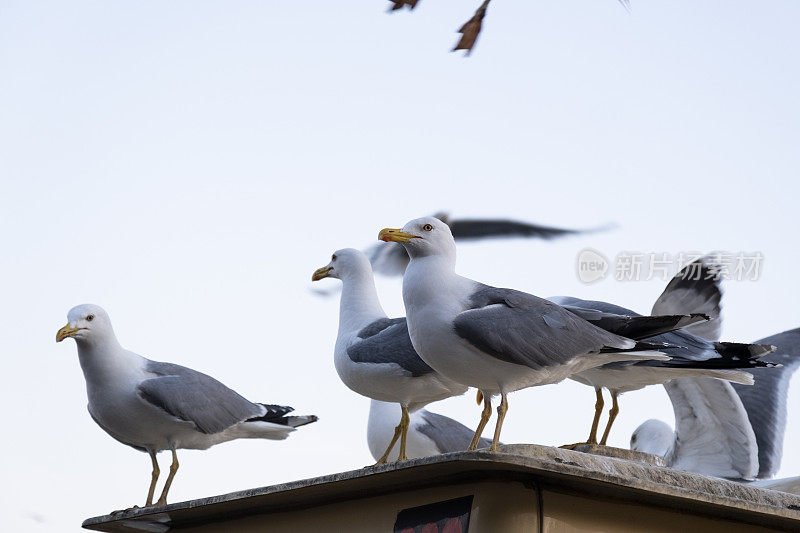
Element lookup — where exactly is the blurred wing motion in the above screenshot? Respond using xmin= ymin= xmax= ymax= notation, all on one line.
xmin=452 ymin=0 xmax=491 ymax=55
xmin=387 ymin=0 xmax=419 ymax=11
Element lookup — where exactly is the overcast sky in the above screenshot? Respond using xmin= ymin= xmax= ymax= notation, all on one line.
xmin=2 ymin=1 xmax=799 ymax=531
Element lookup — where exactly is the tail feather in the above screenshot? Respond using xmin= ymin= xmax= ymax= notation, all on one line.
xmin=284 ymin=415 xmax=319 ymax=428
xmin=248 ymin=404 xmax=319 ymax=428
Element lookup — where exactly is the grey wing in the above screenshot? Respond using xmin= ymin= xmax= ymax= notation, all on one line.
xmin=666 ymin=377 xmax=758 ymax=480
xmin=732 ymin=328 xmax=800 ymax=478
xmin=348 ymin=318 xmax=435 ymax=377
xmin=454 ymin=287 xmax=633 ymax=370
xmin=651 ymin=256 xmax=723 ymax=341
xmin=418 ymin=410 xmax=492 ymax=453
xmin=137 ymin=361 xmax=264 ymax=434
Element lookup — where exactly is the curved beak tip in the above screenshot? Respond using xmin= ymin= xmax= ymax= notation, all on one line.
xmin=56 ymin=324 xmax=79 ymax=343
xmin=311 ymin=266 xmax=333 ymax=282
xmin=378 ymin=228 xmax=418 ymax=243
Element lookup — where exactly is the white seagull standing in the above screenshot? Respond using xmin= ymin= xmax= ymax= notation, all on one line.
xmin=379 ymin=217 xmax=703 ymax=451
xmin=312 ymin=249 xmax=467 ymax=462
xmin=367 ymin=400 xmax=492 ymax=462
xmin=57 ymin=304 xmax=318 ymax=509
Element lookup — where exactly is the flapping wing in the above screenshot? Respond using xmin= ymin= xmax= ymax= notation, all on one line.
xmin=137 ymin=361 xmax=264 ymax=434
xmin=732 ymin=328 xmax=800 ymax=478
xmin=667 ymin=377 xmax=759 ymax=480
xmin=454 ymin=287 xmax=634 ymax=370
xmin=651 ymin=256 xmax=724 ymax=341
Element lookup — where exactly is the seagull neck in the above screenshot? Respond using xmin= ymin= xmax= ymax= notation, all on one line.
xmin=403 ymin=255 xmax=460 ymax=306
xmin=338 ymin=272 xmax=387 ymax=332
xmin=75 ymin=335 xmax=141 ymax=385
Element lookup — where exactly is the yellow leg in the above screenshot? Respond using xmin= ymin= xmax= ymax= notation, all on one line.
xmin=375 ymin=421 xmax=403 ymax=465
xmin=587 ymin=388 xmax=604 ymax=445
xmin=155 ymin=448 xmax=179 ymax=506
xmin=468 ymin=391 xmax=492 ymax=451
xmin=396 ymin=405 xmax=411 ymax=461
xmin=599 ymin=392 xmax=619 ymax=446
xmin=490 ymin=393 xmax=508 ymax=451
xmin=145 ymin=450 xmax=160 ymax=507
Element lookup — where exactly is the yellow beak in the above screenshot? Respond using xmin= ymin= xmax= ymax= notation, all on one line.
xmin=311 ymin=266 xmax=334 ymax=281
xmin=56 ymin=323 xmax=83 ymax=342
xmin=378 ymin=228 xmax=420 ymax=243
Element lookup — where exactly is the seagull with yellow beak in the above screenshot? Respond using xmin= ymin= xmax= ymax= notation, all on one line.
xmin=379 ymin=217 xmax=708 ymax=451
xmin=312 ymin=249 xmax=467 ymax=462
xmin=57 ymin=304 xmax=318 ymax=509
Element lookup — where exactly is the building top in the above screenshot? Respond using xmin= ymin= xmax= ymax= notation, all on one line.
xmin=83 ymin=444 xmax=800 ymax=532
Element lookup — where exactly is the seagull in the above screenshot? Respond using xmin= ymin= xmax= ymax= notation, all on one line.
xmin=379 ymin=216 xmax=704 ymax=451
xmin=731 ymin=328 xmax=800 ymax=479
xmin=56 ymin=304 xmax=318 ymax=509
xmin=366 ymin=212 xmax=606 ymax=277
xmin=367 ymin=400 xmax=492 ymax=461
xmin=633 ymin=328 xmax=800 ymax=480
xmin=312 ymin=248 xmax=467 ymax=462
xmin=631 ymin=378 xmax=759 ymax=479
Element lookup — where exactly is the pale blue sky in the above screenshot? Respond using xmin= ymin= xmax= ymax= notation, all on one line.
xmin=1 ymin=1 xmax=799 ymax=531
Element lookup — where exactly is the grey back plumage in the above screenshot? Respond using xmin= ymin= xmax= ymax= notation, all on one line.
xmin=732 ymin=328 xmax=800 ymax=478
xmin=418 ymin=410 xmax=493 ymax=453
xmin=347 ymin=318 xmax=435 ymax=377
xmin=454 ymin=287 xmax=633 ymax=370
xmin=138 ymin=361 xmax=264 ymax=434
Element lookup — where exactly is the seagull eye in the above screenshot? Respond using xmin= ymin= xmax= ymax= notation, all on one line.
xmin=631 ymin=435 xmax=637 ymax=443
xmin=423 ymin=224 xmax=433 ymax=231
xmin=332 ymin=254 xmax=337 ymax=261
xmin=86 ymin=314 xmax=95 ymax=322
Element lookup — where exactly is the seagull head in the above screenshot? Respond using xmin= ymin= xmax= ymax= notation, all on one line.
xmin=630 ymin=419 xmax=673 ymax=458
xmin=378 ymin=217 xmax=456 ymax=260
xmin=56 ymin=304 xmax=114 ymax=344
xmin=312 ymin=248 xmax=372 ymax=282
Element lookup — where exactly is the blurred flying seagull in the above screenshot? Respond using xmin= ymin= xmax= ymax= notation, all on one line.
xmin=312 ymin=249 xmax=466 ymax=462
xmin=379 ymin=216 xmax=705 ymax=452
xmin=367 ymin=400 xmax=492 ymax=461
xmin=556 ymin=258 xmax=776 ymax=447
xmin=365 ymin=212 xmax=609 ymax=278
xmin=56 ymin=304 xmax=317 ymax=509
